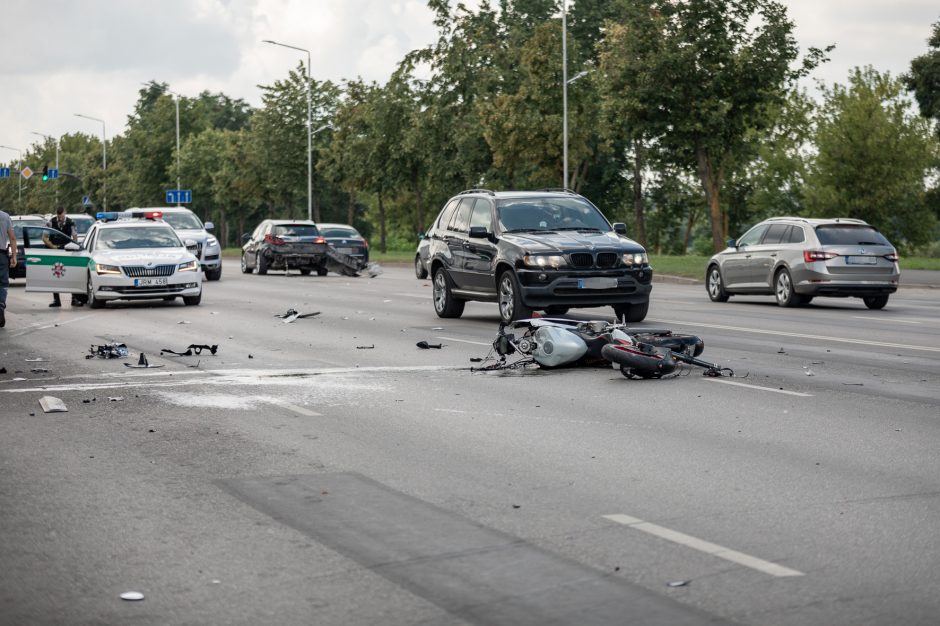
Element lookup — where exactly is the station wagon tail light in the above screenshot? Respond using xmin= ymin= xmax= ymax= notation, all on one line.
xmin=263 ymin=234 xmax=285 ymax=245
xmin=178 ymin=260 xmax=199 ymax=272
xmin=314 ymin=236 xmax=326 ymax=244
xmin=804 ymin=250 xmax=838 ymax=262
xmin=363 ymin=239 xmax=369 ymax=248
xmin=95 ymin=263 xmax=121 ymax=275
xmin=883 ymin=251 xmax=899 ymax=262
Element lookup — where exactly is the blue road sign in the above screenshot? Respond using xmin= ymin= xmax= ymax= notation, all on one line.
xmin=82 ymin=196 xmax=92 ymax=207
xmin=0 ymin=167 xmax=10 ymax=178
xmin=165 ymin=189 xmax=192 ymax=204
xmin=48 ymin=168 xmax=58 ymax=179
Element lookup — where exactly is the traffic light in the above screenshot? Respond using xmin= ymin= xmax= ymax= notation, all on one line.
xmin=42 ymin=164 xmax=49 ymax=181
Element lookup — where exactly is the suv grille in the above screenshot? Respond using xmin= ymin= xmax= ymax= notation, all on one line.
xmin=123 ymin=265 xmax=176 ymax=277
xmin=570 ymin=253 xmax=593 ymax=268
xmin=568 ymin=252 xmax=618 ymax=269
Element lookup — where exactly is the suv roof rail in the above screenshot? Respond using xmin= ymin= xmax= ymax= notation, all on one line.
xmin=537 ymin=188 xmax=579 ymax=195
xmin=764 ymin=216 xmax=807 ymax=222
xmin=765 ymin=216 xmax=868 ymax=225
xmin=458 ymin=188 xmax=495 ymax=196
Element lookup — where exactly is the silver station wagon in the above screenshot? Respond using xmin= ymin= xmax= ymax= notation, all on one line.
xmin=706 ymin=217 xmax=900 ymax=309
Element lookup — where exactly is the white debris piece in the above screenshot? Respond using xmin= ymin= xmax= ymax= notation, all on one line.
xmin=39 ymin=396 xmax=68 ymax=413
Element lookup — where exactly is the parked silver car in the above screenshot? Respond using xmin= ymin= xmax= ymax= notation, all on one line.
xmin=706 ymin=217 xmax=900 ymax=309
xmin=137 ymin=207 xmax=223 ymax=281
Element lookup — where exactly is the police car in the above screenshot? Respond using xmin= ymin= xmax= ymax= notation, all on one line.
xmin=22 ymin=211 xmax=203 ymax=308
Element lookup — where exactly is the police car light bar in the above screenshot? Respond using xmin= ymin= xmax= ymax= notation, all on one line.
xmin=130 ymin=211 xmax=163 ymax=219
xmin=96 ymin=212 xmax=127 ymax=221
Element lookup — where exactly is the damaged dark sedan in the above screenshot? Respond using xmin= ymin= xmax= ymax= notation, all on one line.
xmin=427 ymin=189 xmax=652 ymax=323
xmin=241 ymin=220 xmax=329 ymax=276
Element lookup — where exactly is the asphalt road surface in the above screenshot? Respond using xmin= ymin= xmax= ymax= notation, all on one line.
xmin=2 ymin=261 xmax=939 ymax=626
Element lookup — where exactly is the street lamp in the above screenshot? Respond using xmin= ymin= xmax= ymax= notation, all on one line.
xmin=142 ymin=82 xmax=182 ymax=206
xmin=74 ymin=113 xmax=107 ymax=211
xmin=263 ymin=39 xmax=313 ymax=222
xmin=562 ymin=0 xmax=569 ymax=190
xmin=31 ymin=131 xmax=60 ymax=204
xmin=0 ymin=145 xmax=22 ymax=207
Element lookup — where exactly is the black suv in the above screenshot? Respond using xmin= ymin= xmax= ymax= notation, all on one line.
xmin=426 ymin=189 xmax=652 ymax=322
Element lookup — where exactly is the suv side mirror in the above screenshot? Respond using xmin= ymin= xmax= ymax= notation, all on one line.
xmin=418 ymin=232 xmax=426 ymax=240
xmin=727 ymin=239 xmax=737 ymax=249
xmin=205 ymin=222 xmax=214 ymax=231
xmin=612 ymin=223 xmax=627 ymax=235
xmin=468 ymin=226 xmax=489 ymax=239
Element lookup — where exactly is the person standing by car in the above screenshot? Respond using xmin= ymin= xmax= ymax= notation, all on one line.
xmin=0 ymin=208 xmax=17 ymax=327
xmin=45 ymin=206 xmax=81 ymax=308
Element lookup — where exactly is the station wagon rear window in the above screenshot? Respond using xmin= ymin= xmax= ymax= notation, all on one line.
xmin=815 ymin=225 xmax=890 ymax=246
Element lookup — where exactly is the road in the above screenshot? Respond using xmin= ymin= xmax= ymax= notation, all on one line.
xmin=1 ymin=261 xmax=939 ymax=626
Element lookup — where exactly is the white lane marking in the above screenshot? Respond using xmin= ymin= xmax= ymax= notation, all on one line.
xmin=649 ymin=318 xmax=940 ymax=353
xmin=603 ymin=514 xmax=804 ymax=578
xmin=852 ymin=315 xmax=923 ymax=324
xmin=0 ymin=365 xmax=462 ymax=393
xmin=7 ymin=313 xmax=98 ymax=338
xmin=273 ymin=401 xmax=322 ymax=417
xmin=436 ymin=336 xmax=492 ymax=347
xmin=393 ymin=292 xmax=432 ymax=299
xmin=434 ymin=408 xmax=468 ymax=414
xmin=706 ymin=379 xmax=813 ymax=397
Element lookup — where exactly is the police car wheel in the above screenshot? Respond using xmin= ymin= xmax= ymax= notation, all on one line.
xmin=87 ymin=276 xmax=104 ymax=309
xmin=183 ymin=292 xmax=202 ymax=306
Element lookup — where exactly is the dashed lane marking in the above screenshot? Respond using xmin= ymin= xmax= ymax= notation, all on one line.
xmin=705 ymin=379 xmax=813 ymax=397
xmin=7 ymin=313 xmax=98 ymax=338
xmin=649 ymin=318 xmax=940 ymax=353
xmin=273 ymin=401 xmax=322 ymax=417
xmin=603 ymin=514 xmax=805 ymax=578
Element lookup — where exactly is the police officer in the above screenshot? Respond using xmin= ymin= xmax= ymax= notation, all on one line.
xmin=45 ymin=207 xmax=81 ymax=307
xmin=0 ymin=207 xmax=17 ymax=327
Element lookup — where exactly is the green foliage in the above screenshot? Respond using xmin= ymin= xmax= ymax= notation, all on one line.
xmin=804 ymin=67 xmax=939 ymax=249
xmin=906 ymin=21 xmax=940 ymax=135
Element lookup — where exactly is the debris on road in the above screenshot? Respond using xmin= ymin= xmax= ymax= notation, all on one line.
xmin=87 ymin=343 xmax=129 ymax=359
xmin=39 ymin=396 xmax=68 ymax=413
xmin=124 ymin=353 xmax=164 ymax=369
xmin=416 ymin=341 xmax=443 ymax=349
xmin=356 ymin=345 xmax=375 ymax=349
xmin=25 ymin=357 xmax=46 ymax=362
xmin=366 ymin=263 xmax=383 ymax=278
xmin=120 ymin=591 xmax=145 ymax=601
xmin=666 ymin=580 xmax=690 ymax=588
xmin=30 ymin=368 xmax=49 ymax=373
xmin=274 ymin=308 xmax=320 ymax=323
xmin=109 ymin=397 xmax=124 ymax=402
xmin=777 ymin=348 xmax=786 ymax=354
xmin=177 ymin=321 xmax=191 ymax=325
xmin=0 ymin=367 xmax=6 ymax=374
xmin=160 ymin=344 xmax=219 ymax=357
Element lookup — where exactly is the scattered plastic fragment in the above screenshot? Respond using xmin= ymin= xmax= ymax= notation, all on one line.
xmin=39 ymin=396 xmax=68 ymax=413
xmin=124 ymin=353 xmax=164 ymax=369
xmin=432 ymin=327 xmax=444 ymax=331
xmin=178 ymin=321 xmax=191 ymax=325
xmin=356 ymin=345 xmax=375 ymax=349
xmin=666 ymin=580 xmax=690 ymax=588
xmin=843 ymin=382 xmax=864 ymax=386
xmin=804 ymin=369 xmax=814 ymax=376
xmin=120 ymin=591 xmax=144 ymax=601
xmin=160 ymin=344 xmax=218 ymax=357
xmin=87 ymin=343 xmax=129 ymax=359
xmin=274 ymin=309 xmax=320 ymax=323
xmin=416 ymin=341 xmax=442 ymax=349
xmin=777 ymin=348 xmax=786 ymax=354
xmin=248 ymin=354 xmax=254 ymax=359
xmin=0 ymin=367 xmax=6 ymax=374
xmin=367 ymin=264 xmax=383 ymax=278
xmin=108 ymin=397 xmax=124 ymax=402
xmin=25 ymin=357 xmax=45 ymax=362
xmin=30 ymin=368 xmax=49 ymax=373
xmin=469 ymin=357 xmax=483 ymax=363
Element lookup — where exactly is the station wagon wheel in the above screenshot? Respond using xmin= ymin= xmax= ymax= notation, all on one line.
xmin=706 ymin=265 xmax=729 ymax=302
xmin=432 ymin=267 xmax=465 ymax=318
xmin=863 ymin=295 xmax=889 ymax=310
xmin=774 ymin=268 xmax=800 ymax=307
xmin=498 ymin=270 xmax=531 ymax=323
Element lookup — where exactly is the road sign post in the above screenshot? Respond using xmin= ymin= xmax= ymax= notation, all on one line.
xmin=165 ymin=189 xmax=192 ymax=204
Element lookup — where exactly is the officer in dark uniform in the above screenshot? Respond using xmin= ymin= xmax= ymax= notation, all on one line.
xmin=45 ymin=207 xmax=81 ymax=307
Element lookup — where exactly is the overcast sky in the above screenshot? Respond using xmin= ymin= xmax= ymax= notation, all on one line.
xmin=1 ymin=0 xmax=937 ymax=161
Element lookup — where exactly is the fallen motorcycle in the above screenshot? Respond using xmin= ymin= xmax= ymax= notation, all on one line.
xmin=477 ymin=317 xmax=734 ymax=379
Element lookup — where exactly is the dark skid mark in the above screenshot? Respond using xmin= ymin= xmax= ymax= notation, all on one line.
xmin=218 ymin=472 xmax=724 ymax=626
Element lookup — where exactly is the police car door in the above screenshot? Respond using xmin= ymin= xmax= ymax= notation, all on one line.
xmin=23 ymin=226 xmax=89 ymax=294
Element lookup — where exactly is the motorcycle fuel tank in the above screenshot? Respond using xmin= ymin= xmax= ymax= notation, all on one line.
xmin=532 ymin=325 xmax=588 ymax=367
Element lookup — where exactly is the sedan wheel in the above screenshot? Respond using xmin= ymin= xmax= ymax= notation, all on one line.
xmin=240 ymin=254 xmax=252 ymax=274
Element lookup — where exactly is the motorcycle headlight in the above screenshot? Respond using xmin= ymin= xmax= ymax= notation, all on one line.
xmin=178 ymin=260 xmax=199 ymax=272
xmin=622 ymin=252 xmax=648 ymax=266
xmin=96 ymin=263 xmax=121 ymax=275
xmin=523 ymin=254 xmax=566 ymax=269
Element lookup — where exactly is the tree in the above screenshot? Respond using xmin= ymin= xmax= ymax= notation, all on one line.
xmin=804 ymin=67 xmax=939 ymax=248
xmin=906 ymin=20 xmax=940 ymax=136
xmin=599 ymin=0 xmax=829 ymax=252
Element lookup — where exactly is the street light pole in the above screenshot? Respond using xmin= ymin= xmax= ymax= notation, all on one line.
xmin=142 ymin=82 xmax=182 ymax=205
xmin=0 ymin=145 xmax=23 ymax=208
xmin=74 ymin=114 xmax=107 ymax=211
xmin=263 ymin=39 xmax=313 ymax=222
xmin=562 ymin=0 xmax=568 ymax=190
xmin=31 ymin=131 xmax=59 ymax=205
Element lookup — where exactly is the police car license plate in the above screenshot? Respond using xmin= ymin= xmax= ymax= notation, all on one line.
xmin=134 ymin=278 xmax=169 ymax=287
xmin=578 ymin=277 xmax=618 ymax=289
xmin=846 ymin=256 xmax=877 ymax=265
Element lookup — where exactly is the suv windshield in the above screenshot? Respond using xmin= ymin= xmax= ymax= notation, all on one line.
xmin=496 ymin=197 xmax=610 ymax=232
xmin=162 ymin=212 xmax=204 ymax=230
xmin=273 ymin=224 xmax=319 ymax=237
xmin=815 ymin=225 xmax=890 ymax=246
xmin=97 ymin=226 xmax=182 ymax=249
xmin=71 ymin=217 xmax=94 ymax=234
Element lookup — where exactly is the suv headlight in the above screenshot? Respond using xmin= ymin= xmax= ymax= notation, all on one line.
xmin=207 ymin=236 xmax=218 ymax=246
xmin=178 ymin=260 xmax=199 ymax=272
xmin=523 ymin=254 xmax=566 ymax=269
xmin=622 ymin=252 xmax=648 ymax=266
xmin=95 ymin=263 xmax=121 ymax=275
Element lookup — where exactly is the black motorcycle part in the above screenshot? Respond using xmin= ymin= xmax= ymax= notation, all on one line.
xmin=602 ymin=342 xmax=678 ymax=378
